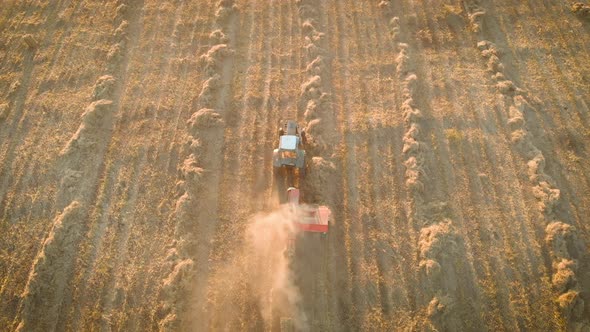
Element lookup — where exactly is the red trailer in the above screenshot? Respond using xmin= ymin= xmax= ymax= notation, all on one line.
xmin=286 ymin=187 xmax=330 ymax=234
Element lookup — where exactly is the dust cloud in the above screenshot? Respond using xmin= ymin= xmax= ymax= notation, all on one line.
xmin=205 ymin=205 xmax=308 ymax=331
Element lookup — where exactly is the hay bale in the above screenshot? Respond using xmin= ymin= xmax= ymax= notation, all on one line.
xmin=197 ymin=74 xmax=221 ymax=107
xmin=92 ymin=75 xmax=116 ymax=101
xmin=180 ymin=154 xmax=204 ymax=191
xmin=22 ymin=34 xmax=38 ymax=49
xmin=305 ymin=56 xmax=325 ymax=75
xmin=496 ymin=80 xmax=516 ymax=94
xmin=468 ymin=10 xmax=486 ymax=32
xmin=301 ymin=20 xmax=316 ymax=34
xmin=418 ymin=220 xmax=459 ymax=262
xmin=396 ymin=48 xmax=410 ymax=76
xmin=404 ymin=156 xmax=425 ymax=193
xmin=507 ymin=105 xmax=524 ymax=131
xmin=572 ymin=3 xmax=590 ymax=19
xmin=303 ymin=99 xmax=319 ymax=121
xmin=526 ymin=155 xmax=546 ymax=182
xmin=427 ymin=295 xmax=457 ymax=331
xmin=300 ymin=75 xmax=322 ymax=99
xmin=209 ymin=29 xmax=228 ymax=43
xmin=200 ymin=44 xmax=232 ymax=74
xmin=546 ymin=221 xmax=582 ymax=260
xmin=532 ymin=182 xmax=560 ymax=215
xmin=61 ymin=100 xmax=114 ymax=156
xmin=0 ymin=103 xmax=9 ymax=122
xmin=114 ymin=20 xmax=129 ymax=39
xmin=552 ymin=259 xmax=577 ymax=293
xmin=556 ymin=290 xmax=585 ymax=321
xmin=187 ymin=108 xmax=224 ymax=132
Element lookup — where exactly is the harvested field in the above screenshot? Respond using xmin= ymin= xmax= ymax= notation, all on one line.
xmin=1 ymin=0 xmax=590 ymax=331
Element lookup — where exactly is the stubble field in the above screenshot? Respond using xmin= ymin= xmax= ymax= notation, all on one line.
xmin=1 ymin=0 xmax=590 ymax=331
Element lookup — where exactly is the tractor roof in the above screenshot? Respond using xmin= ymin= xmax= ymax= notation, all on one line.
xmin=279 ymin=135 xmax=298 ymax=150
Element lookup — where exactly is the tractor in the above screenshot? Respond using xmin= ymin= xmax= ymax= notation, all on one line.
xmin=273 ymin=120 xmax=307 ymax=177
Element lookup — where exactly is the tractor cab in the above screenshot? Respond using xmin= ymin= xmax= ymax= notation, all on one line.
xmin=273 ymin=120 xmax=306 ymax=172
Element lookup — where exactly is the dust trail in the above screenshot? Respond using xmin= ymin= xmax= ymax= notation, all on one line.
xmin=207 ymin=205 xmax=308 ymax=331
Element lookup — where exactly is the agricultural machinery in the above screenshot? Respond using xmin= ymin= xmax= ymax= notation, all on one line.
xmin=273 ymin=120 xmax=307 ymax=176
xmin=270 ymin=120 xmax=332 ymax=332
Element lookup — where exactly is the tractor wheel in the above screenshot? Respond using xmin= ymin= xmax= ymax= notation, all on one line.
xmin=274 ymin=166 xmax=283 ymax=185
xmin=301 ymin=129 xmax=307 ymax=145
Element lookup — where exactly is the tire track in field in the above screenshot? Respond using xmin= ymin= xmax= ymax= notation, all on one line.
xmin=400 ymin=0 xmax=488 ymax=327
xmin=326 ymin=0 xmax=357 ymax=328
xmin=524 ymin=2 xmax=590 ymax=308
xmin=0 ymin=0 xmax=71 ymax=304
xmin=117 ymin=3 xmax=217 ymax=331
xmin=249 ymin=2 xmax=280 ymax=211
xmin=513 ymin=0 xmax=590 ymax=324
xmin=0 ymin=1 xmax=48 ymax=71
xmin=375 ymin=4 xmax=426 ymax=324
xmin=73 ymin=0 xmax=187 ymax=327
xmin=206 ymin=1 xmax=266 ymax=328
xmin=505 ymin=1 xmax=589 ymax=189
xmin=261 ymin=0 xmax=297 ymax=208
xmin=11 ymin=0 xmax=141 ymax=329
xmin=337 ymin=0 xmax=379 ymax=327
xmin=205 ymin=2 xmax=303 ymax=329
xmin=215 ymin=0 xmax=261 ymax=227
xmin=517 ymin=0 xmax=590 ymax=237
xmin=453 ymin=1 xmax=577 ymax=328
xmin=464 ymin=1 xmax=590 ymax=329
xmin=189 ymin=0 xmax=240 ymax=318
xmin=0 ymin=1 xmax=70 ymax=308
xmin=358 ymin=2 xmax=412 ymax=327
xmin=114 ymin=3 xmax=210 ymax=328
xmin=156 ymin=1 xmax=238 ymax=330
xmin=96 ymin=149 xmax=146 ymax=332
xmin=0 ymin=1 xmax=77 ymax=218
xmin=379 ymin=1 xmax=483 ymax=330
xmin=416 ymin=0 xmax=552 ymax=329
xmin=1 ymin=2 xmax=122 ymax=306
xmin=361 ymin=3 xmax=421 ymax=327
xmin=208 ymin=1 xmax=295 ymax=328
xmin=294 ymin=0 xmax=341 ymax=329
xmin=0 ymin=0 xmax=91 ymax=200
xmin=162 ymin=1 xmax=217 ymax=175
xmin=68 ymin=158 xmax=122 ymax=329
xmin=94 ymin=3 xmax=194 ymax=329
xmin=0 ymin=0 xmax=109 ymax=241
xmin=372 ymin=3 xmax=421 ymax=323
xmin=428 ymin=3 xmax=548 ymax=327
xmin=257 ymin=2 xmax=300 ymax=327
xmin=64 ymin=1 xmax=153 ymax=329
